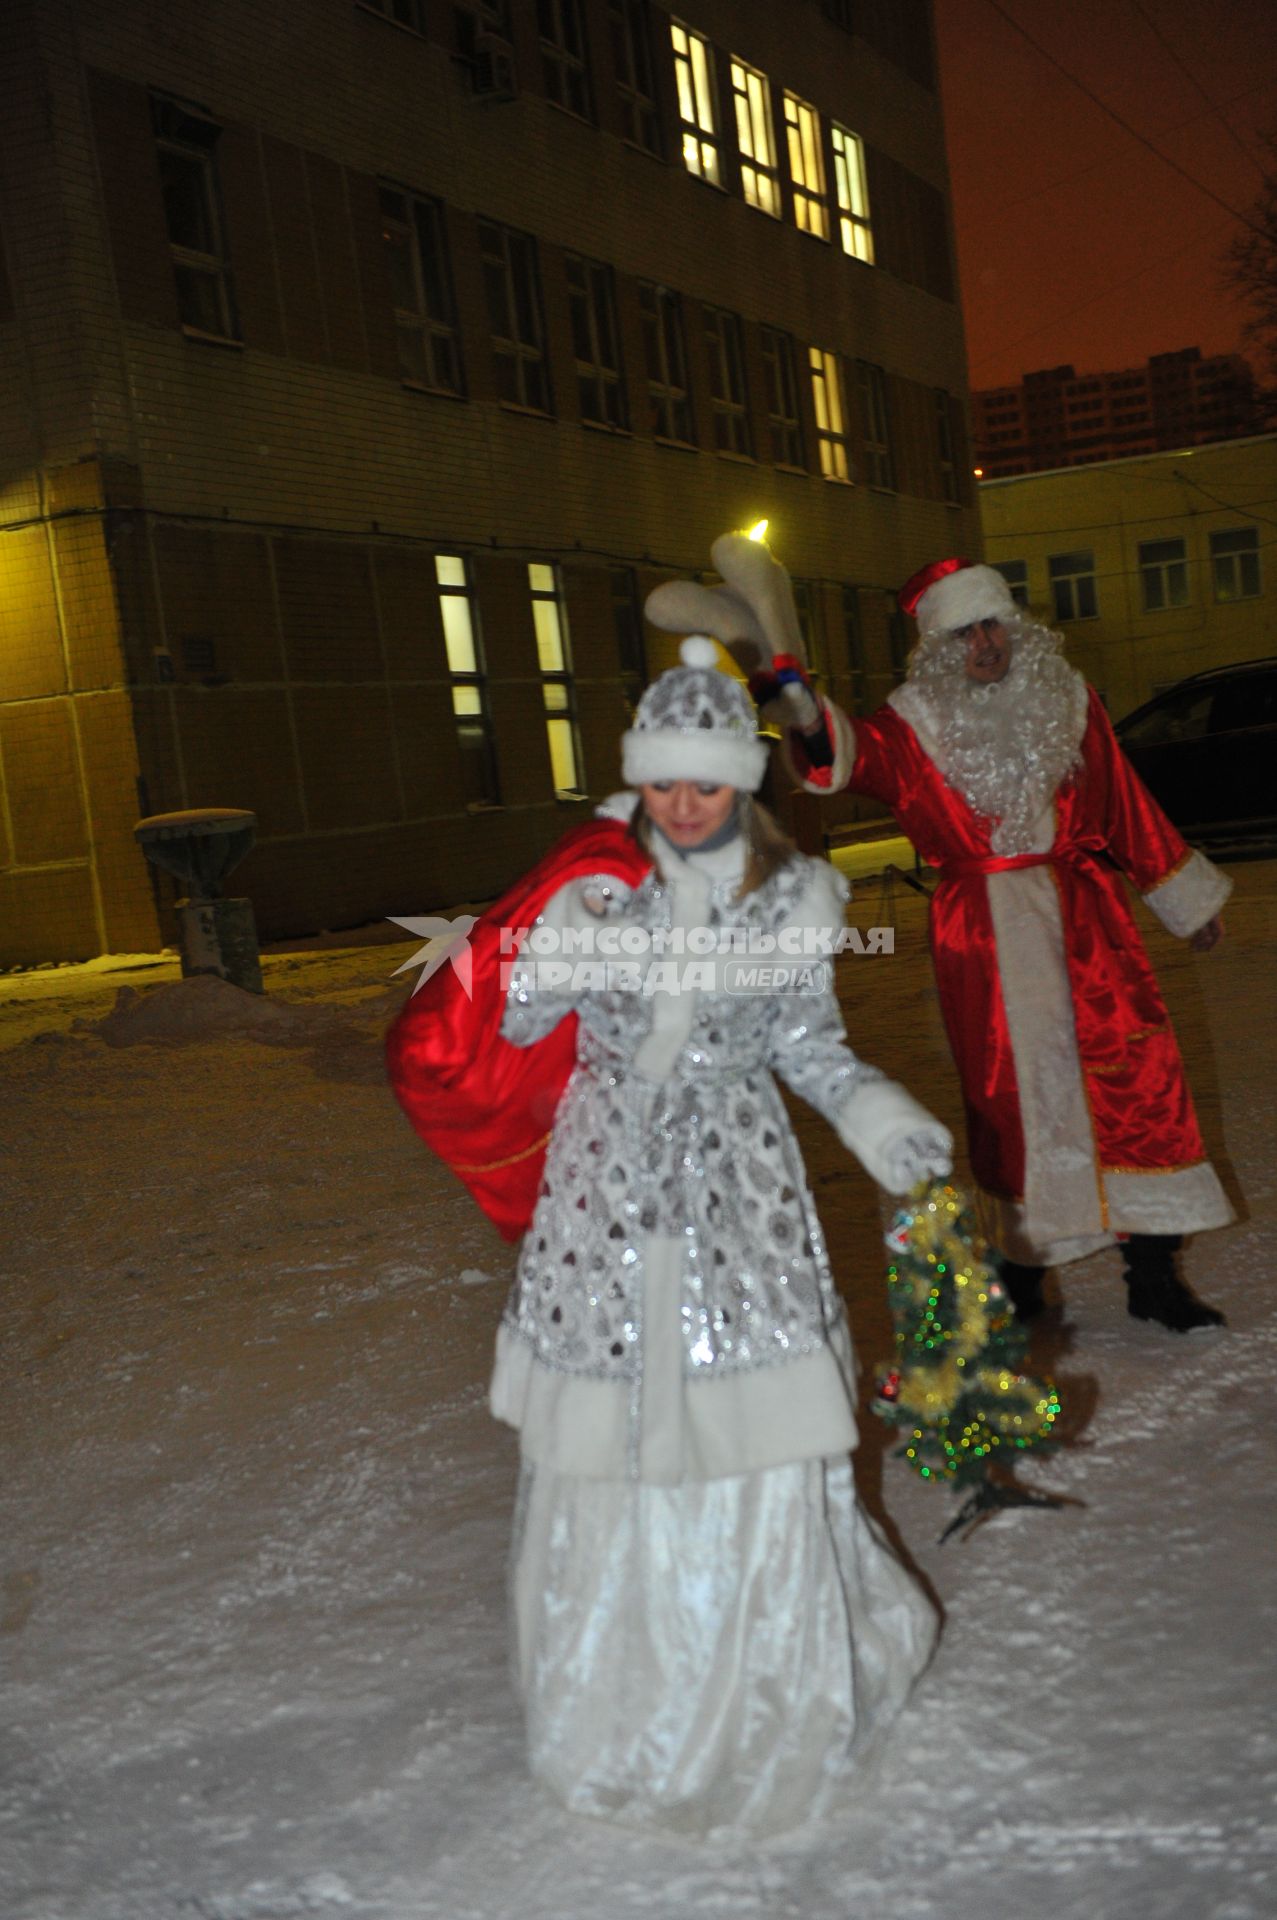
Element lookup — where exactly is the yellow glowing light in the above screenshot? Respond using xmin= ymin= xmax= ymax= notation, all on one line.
xmin=973 ymin=466 xmax=984 ymax=477
xmin=747 ymin=519 xmax=769 ymax=542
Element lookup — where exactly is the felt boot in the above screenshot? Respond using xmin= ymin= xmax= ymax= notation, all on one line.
xmin=1121 ymin=1234 xmax=1225 ymax=1332
xmin=999 ymin=1259 xmax=1047 ymax=1320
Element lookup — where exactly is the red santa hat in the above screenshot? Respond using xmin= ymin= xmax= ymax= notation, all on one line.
xmin=899 ymin=558 xmax=1016 ymax=633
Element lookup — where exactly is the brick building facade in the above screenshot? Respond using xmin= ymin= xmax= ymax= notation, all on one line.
xmin=0 ymin=0 xmax=979 ymax=963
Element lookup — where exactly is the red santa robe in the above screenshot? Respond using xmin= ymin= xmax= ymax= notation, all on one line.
xmin=789 ymin=681 xmax=1234 ymax=1265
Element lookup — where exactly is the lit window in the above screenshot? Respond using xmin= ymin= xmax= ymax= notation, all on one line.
xmin=640 ymin=283 xmax=695 ymax=444
xmin=479 ymin=220 xmax=551 ymax=413
xmin=1048 ymin=550 xmax=1097 ymax=621
xmin=528 ymin=563 xmax=584 ymax=795
xmin=729 ymin=58 xmax=780 ymax=217
xmin=609 ymin=0 xmax=662 ymax=155
xmin=1211 ymin=528 xmax=1260 ymax=601
xmin=856 ymin=361 xmax=894 ymax=490
xmin=830 ymin=124 xmax=873 ymax=262
xmin=994 ymin=560 xmax=1029 ymax=609
xmin=566 ymin=254 xmax=627 ymax=430
xmin=703 ymin=306 xmax=752 ymax=457
xmin=538 ymin=0 xmax=593 ymax=121
xmin=379 ymin=187 xmax=463 ymax=395
xmin=1138 ymin=538 xmax=1189 ymax=612
xmin=809 ymin=347 xmax=850 ymax=481
xmin=671 ymin=19 xmax=721 ymax=187
xmin=761 ymin=326 xmax=804 ymax=469
xmin=151 ymin=96 xmax=237 ymax=339
xmin=435 ymin=556 xmax=500 ymax=805
xmin=783 ymin=91 xmax=828 ymax=239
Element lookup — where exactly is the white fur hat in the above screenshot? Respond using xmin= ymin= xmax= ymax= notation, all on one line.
xmin=621 ymin=637 xmax=769 ymax=791
xmin=901 ymin=559 xmax=1016 ymax=634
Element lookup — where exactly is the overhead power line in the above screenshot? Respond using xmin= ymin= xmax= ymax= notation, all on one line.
xmin=1127 ymin=0 xmax=1268 ymax=183
xmin=979 ymin=0 xmax=1269 ymax=239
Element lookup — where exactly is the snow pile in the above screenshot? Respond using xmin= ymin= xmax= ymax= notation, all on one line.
xmin=88 ymin=974 xmax=366 ymax=1049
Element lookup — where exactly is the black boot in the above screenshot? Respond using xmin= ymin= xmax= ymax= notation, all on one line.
xmin=1121 ymin=1235 xmax=1225 ymax=1332
xmin=999 ymin=1259 xmax=1047 ymax=1320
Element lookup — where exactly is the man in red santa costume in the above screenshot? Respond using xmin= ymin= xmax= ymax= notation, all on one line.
xmin=650 ymin=538 xmax=1233 ymax=1331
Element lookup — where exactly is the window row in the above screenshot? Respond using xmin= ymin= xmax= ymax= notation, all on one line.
xmin=994 ymin=527 xmax=1263 ymax=622
xmin=378 ymin=182 xmax=967 ymax=497
xmin=673 ymin=21 xmax=874 ymax=262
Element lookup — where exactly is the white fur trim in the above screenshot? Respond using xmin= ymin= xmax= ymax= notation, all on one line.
xmin=834 ymin=1077 xmax=953 ymax=1195
xmin=1143 ymin=849 xmax=1232 ymax=938
xmin=622 ymin=726 xmax=769 ymax=792
xmin=916 ymin=564 xmax=1016 ymax=634
xmin=490 ymin=1314 xmax=857 ymax=1483
xmin=594 ymin=789 xmax=641 ymax=823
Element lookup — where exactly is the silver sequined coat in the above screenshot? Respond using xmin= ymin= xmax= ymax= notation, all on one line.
xmin=497 ymin=829 xmax=945 ymax=1411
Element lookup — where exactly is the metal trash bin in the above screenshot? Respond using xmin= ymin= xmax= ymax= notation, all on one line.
xmin=134 ymin=808 xmax=264 ymax=994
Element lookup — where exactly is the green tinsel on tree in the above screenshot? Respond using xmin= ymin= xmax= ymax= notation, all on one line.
xmin=873 ymin=1180 xmax=1065 ymax=1541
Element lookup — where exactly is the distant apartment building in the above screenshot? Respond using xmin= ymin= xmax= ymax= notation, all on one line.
xmin=0 ymin=0 xmax=977 ymax=965
xmin=973 ymin=349 xmax=1259 ymax=478
xmin=980 ymin=434 xmax=1275 ymax=719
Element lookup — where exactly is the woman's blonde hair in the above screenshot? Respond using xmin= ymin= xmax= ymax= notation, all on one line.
xmin=631 ymin=794 xmax=796 ymax=898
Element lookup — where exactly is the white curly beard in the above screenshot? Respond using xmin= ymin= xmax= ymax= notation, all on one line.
xmin=902 ymin=618 xmax=1089 ymax=855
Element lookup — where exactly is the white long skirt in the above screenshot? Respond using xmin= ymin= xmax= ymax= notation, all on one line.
xmin=510 ymin=1455 xmax=938 ymax=1839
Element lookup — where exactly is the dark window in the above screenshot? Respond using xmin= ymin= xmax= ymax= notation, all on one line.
xmin=1048 ymin=550 xmax=1097 ymax=621
xmin=856 ymin=361 xmax=895 ymax=489
xmin=703 ymin=307 xmax=752 ymax=457
xmin=791 ymin=578 xmax=825 ymax=685
xmin=151 ymin=96 xmax=236 ymax=338
xmin=436 ymin=555 xmax=500 ymax=805
xmin=1211 ymin=528 xmax=1261 ymax=602
xmin=379 ymin=188 xmax=463 ymax=395
xmin=760 ymin=326 xmax=804 ymax=469
xmin=611 ymin=566 xmax=647 ymax=710
xmin=358 ymin=0 xmax=425 ymax=31
xmin=538 ymin=0 xmax=593 ymax=120
xmin=1139 ymin=537 xmax=1189 ymax=611
xmin=640 ymin=283 xmax=694 ymax=444
xmin=566 ymin=255 xmax=627 ymax=429
xmin=822 ymin=1 xmax=853 ymax=27
xmin=1120 ymin=684 xmax=1214 ymax=748
xmin=609 ymin=0 xmax=662 ymax=155
xmin=479 ymin=220 xmax=551 ymax=413
xmin=935 ymin=389 xmax=960 ymax=503
xmin=842 ymin=586 xmax=867 ymax=713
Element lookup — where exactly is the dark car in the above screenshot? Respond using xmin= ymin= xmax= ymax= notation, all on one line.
xmin=1115 ymin=658 xmax=1277 ymax=846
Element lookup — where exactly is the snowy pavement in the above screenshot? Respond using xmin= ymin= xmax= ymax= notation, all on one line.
xmin=2 ymin=862 xmax=1275 ymax=1920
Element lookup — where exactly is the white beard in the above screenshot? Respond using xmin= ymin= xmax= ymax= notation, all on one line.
xmin=896 ymin=620 xmax=1089 ymax=856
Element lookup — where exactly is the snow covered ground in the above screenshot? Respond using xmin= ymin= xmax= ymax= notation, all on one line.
xmin=2 ymin=861 xmax=1274 ymax=1920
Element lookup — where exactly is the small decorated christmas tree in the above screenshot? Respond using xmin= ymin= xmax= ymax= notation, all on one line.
xmin=874 ymin=1180 xmax=1064 ymax=1540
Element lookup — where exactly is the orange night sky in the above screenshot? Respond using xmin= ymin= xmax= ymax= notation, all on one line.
xmin=934 ymin=0 xmax=1277 ymax=392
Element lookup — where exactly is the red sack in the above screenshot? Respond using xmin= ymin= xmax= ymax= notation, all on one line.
xmin=385 ymin=819 xmax=650 ymax=1241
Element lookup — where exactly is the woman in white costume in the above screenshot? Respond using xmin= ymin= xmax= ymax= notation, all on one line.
xmin=491 ymin=638 xmax=951 ymax=1837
